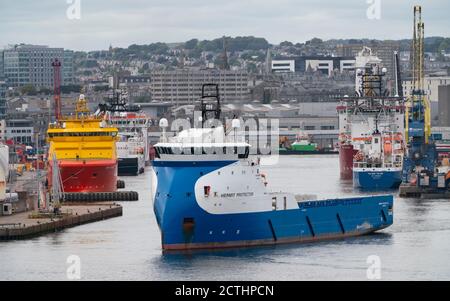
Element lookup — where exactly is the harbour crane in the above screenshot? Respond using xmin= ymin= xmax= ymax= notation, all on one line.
xmin=52 ymin=59 xmax=62 ymax=121
xmin=400 ymin=5 xmax=446 ymax=197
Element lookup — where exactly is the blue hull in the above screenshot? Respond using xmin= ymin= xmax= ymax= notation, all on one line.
xmin=153 ymin=160 xmax=394 ymax=250
xmin=353 ymin=169 xmax=402 ymax=189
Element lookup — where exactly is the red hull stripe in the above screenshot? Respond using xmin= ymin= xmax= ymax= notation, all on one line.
xmin=162 ymin=228 xmax=386 ymax=251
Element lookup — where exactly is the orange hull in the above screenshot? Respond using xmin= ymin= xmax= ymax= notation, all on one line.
xmin=48 ymin=159 xmax=118 ymax=193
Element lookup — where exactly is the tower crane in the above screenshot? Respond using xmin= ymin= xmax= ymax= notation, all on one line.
xmin=52 ymin=59 xmax=62 ymax=121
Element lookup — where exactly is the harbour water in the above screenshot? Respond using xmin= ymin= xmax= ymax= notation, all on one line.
xmin=1 ymin=155 xmax=450 ymax=280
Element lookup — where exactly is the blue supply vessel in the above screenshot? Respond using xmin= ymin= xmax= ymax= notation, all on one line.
xmin=345 ymin=49 xmax=405 ymax=190
xmin=353 ymin=130 xmax=404 ymax=189
xmin=353 ymin=168 xmax=402 ymax=189
xmin=152 ymin=84 xmax=394 ymax=251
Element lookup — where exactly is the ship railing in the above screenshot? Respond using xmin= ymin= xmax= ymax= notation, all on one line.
xmin=353 ymin=162 xmax=382 ymax=168
xmin=353 ymin=161 xmax=402 ymax=169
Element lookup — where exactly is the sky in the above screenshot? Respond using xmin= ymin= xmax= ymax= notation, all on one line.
xmin=0 ymin=0 xmax=449 ymax=51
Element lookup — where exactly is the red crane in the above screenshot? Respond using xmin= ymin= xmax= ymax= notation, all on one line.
xmin=52 ymin=58 xmax=62 ymax=121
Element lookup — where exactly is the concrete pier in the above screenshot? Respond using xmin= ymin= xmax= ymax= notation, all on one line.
xmin=0 ymin=203 xmax=122 ymax=240
xmin=399 ymin=183 xmax=450 ymax=198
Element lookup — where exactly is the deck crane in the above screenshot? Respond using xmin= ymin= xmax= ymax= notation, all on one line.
xmin=400 ymin=5 xmax=447 ymax=197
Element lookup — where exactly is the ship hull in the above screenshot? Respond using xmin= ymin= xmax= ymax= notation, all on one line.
xmin=339 ymin=144 xmax=357 ymax=180
xmin=118 ymin=157 xmax=145 ymax=176
xmin=48 ymin=159 xmax=118 ymax=193
xmin=152 ymin=160 xmax=394 ymax=251
xmin=353 ymin=169 xmax=402 ymax=189
xmin=291 ymin=145 xmax=317 ymax=152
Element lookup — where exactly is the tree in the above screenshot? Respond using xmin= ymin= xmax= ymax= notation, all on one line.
xmin=38 ymin=87 xmax=52 ymax=95
xmin=306 ymin=38 xmax=323 ymax=46
xmin=94 ymin=85 xmax=109 ymax=92
xmin=438 ymin=39 xmax=450 ymax=54
xmin=241 ymin=51 xmax=265 ymax=62
xmin=61 ymin=84 xmax=82 ymax=94
xmin=196 ymin=36 xmax=270 ymax=52
xmin=246 ymin=62 xmax=258 ymax=73
xmin=157 ymin=56 xmax=168 ymax=64
xmin=80 ymin=60 xmax=99 ymax=68
xmin=189 ymin=48 xmax=203 ymax=59
xmin=20 ymin=84 xmax=37 ymax=95
xmin=184 ymin=39 xmax=199 ymax=49
xmin=280 ymin=41 xmax=294 ymax=47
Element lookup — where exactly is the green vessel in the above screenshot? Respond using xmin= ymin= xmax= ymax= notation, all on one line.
xmin=278 ymin=134 xmax=331 ymax=154
xmin=290 ymin=138 xmax=318 ymax=152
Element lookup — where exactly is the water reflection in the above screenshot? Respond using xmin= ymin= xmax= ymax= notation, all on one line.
xmin=160 ymin=232 xmax=394 ymax=260
xmin=1 ymin=156 xmax=450 ymax=280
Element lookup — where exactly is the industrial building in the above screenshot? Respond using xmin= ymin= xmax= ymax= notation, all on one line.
xmin=150 ymin=69 xmax=249 ymax=105
xmin=0 ymin=79 xmax=6 ymax=141
xmin=1 ymin=44 xmax=74 ymax=88
xmin=232 ymin=102 xmax=339 ymax=149
xmin=5 ymin=119 xmax=34 ymax=144
xmin=0 ymin=51 xmax=4 ymax=79
xmin=0 ymin=79 xmax=6 ymax=117
xmin=115 ymin=75 xmax=152 ymax=100
xmin=165 ymin=101 xmax=339 ymax=149
xmin=336 ymin=41 xmax=400 ymax=80
xmin=271 ymin=56 xmax=355 ymax=76
xmin=63 ymin=50 xmax=75 ymax=86
xmin=438 ymin=85 xmax=450 ymax=127
xmin=403 ymin=76 xmax=450 ymax=102
xmin=271 ymin=60 xmax=296 ymax=73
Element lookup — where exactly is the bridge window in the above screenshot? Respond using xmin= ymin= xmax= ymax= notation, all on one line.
xmin=238 ymin=146 xmax=250 ymax=159
xmin=154 ymin=145 xmax=249 ymax=158
xmin=48 ymin=131 xmax=118 ymax=138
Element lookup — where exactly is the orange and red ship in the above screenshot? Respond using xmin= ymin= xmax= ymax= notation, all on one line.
xmin=47 ymin=94 xmax=119 ymax=193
